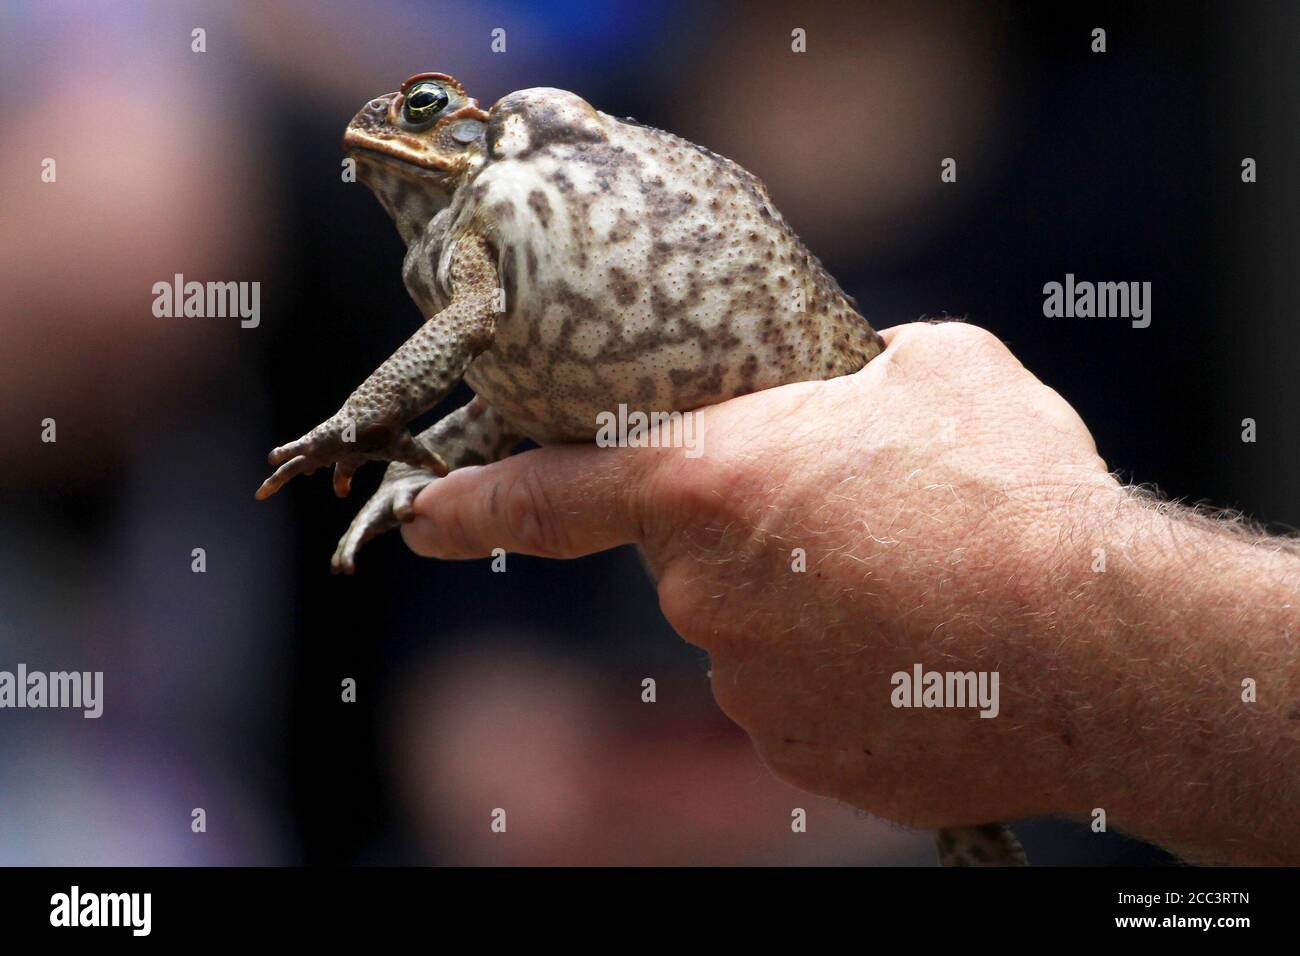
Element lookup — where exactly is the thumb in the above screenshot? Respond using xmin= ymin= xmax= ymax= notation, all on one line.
xmin=401 ymin=442 xmax=665 ymax=559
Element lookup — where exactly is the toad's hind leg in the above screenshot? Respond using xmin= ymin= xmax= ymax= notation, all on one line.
xmin=936 ymin=823 xmax=1027 ymax=866
xmin=331 ymin=396 xmax=521 ymax=574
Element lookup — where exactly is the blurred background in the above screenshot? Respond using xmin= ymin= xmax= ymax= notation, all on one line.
xmin=0 ymin=0 xmax=1296 ymax=865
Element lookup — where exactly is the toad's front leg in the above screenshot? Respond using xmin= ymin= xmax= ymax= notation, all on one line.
xmin=256 ymin=235 xmax=499 ymax=501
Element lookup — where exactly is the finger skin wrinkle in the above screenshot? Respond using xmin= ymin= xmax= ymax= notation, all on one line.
xmin=504 ymin=465 xmax=565 ymax=557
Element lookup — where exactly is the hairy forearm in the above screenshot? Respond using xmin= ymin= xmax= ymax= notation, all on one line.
xmin=1044 ymin=488 xmax=1300 ymax=863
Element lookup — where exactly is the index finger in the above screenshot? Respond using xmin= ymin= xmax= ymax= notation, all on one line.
xmin=401 ymin=442 xmax=662 ymax=560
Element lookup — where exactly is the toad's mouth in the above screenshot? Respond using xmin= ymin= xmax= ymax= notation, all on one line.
xmin=342 ymin=131 xmax=451 ymax=177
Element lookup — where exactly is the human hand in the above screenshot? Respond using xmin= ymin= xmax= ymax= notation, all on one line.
xmin=401 ymin=321 xmax=1121 ymax=830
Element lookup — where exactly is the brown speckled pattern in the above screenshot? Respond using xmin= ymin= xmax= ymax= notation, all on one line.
xmin=262 ymin=75 xmax=885 ymax=541
xmin=448 ymin=87 xmax=884 ymax=442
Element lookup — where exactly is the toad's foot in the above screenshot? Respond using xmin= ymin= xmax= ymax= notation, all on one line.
xmin=256 ymin=413 xmax=448 ymax=501
xmin=330 ymin=463 xmax=438 ymax=574
xmin=329 ymin=396 xmax=523 ymax=572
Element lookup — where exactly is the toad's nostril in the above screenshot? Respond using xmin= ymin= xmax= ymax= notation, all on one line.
xmin=369 ymin=98 xmax=388 ymax=111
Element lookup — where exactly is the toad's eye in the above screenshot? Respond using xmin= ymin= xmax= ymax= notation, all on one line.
xmin=402 ymin=83 xmax=449 ymax=127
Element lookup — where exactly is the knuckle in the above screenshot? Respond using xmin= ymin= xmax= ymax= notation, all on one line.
xmin=883 ymin=321 xmax=1013 ymax=382
xmin=925 ymin=320 xmax=1006 ymax=357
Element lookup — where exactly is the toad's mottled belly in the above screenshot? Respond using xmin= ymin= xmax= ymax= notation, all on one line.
xmin=451 ymin=111 xmax=881 ymax=443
